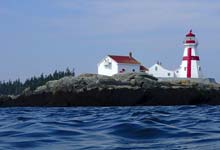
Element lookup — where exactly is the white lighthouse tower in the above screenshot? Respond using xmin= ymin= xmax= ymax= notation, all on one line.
xmin=176 ymin=30 xmax=203 ymax=78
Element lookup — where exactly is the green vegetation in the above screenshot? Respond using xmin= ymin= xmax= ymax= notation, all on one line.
xmin=0 ymin=68 xmax=75 ymax=96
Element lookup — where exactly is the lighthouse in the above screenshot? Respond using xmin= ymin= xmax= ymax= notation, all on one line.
xmin=149 ymin=30 xmax=204 ymax=79
xmin=176 ymin=30 xmax=203 ymax=78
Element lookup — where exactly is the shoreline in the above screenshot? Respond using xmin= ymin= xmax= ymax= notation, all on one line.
xmin=0 ymin=73 xmax=220 ymax=107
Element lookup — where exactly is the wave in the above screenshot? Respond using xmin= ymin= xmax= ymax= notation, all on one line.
xmin=0 ymin=106 xmax=219 ymax=149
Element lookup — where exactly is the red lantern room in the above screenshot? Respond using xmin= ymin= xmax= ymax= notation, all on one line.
xmin=184 ymin=30 xmax=197 ymax=44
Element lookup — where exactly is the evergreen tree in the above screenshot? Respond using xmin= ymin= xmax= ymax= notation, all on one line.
xmin=0 ymin=68 xmax=75 ymax=96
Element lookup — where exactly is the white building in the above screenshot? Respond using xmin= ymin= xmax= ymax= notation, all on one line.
xmin=149 ymin=63 xmax=175 ymax=78
xmin=149 ymin=30 xmax=203 ymax=79
xmin=98 ymin=52 xmax=148 ymax=76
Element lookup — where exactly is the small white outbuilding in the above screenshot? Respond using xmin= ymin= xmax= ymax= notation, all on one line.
xmin=98 ymin=52 xmax=148 ymax=76
xmin=149 ymin=63 xmax=175 ymax=78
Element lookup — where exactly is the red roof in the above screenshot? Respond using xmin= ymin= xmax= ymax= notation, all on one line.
xmin=186 ymin=30 xmax=195 ymax=37
xmin=140 ymin=65 xmax=148 ymax=71
xmin=108 ymin=55 xmax=140 ymax=64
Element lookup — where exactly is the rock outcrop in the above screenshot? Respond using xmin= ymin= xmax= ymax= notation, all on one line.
xmin=0 ymin=73 xmax=220 ymax=106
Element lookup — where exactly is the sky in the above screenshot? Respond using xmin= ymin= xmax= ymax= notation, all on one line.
xmin=0 ymin=0 xmax=220 ymax=81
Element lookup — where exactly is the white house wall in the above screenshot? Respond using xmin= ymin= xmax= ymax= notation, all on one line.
xmin=118 ymin=64 xmax=140 ymax=74
xmin=98 ymin=56 xmax=118 ymax=76
xmin=149 ymin=64 xmax=175 ymax=78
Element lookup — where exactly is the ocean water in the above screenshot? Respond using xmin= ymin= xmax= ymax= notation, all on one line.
xmin=0 ymin=106 xmax=220 ymax=150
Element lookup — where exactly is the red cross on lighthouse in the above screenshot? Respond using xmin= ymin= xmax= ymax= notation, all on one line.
xmin=182 ymin=48 xmax=200 ymax=78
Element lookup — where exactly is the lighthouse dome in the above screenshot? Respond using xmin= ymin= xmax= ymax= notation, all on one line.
xmin=186 ymin=30 xmax=195 ymax=37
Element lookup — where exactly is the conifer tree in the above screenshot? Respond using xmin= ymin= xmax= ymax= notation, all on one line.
xmin=0 ymin=68 xmax=75 ymax=96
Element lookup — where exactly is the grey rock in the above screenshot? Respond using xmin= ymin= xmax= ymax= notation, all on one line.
xmin=0 ymin=73 xmax=220 ymax=106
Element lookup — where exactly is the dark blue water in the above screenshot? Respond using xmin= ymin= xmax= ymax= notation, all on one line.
xmin=0 ymin=106 xmax=220 ymax=150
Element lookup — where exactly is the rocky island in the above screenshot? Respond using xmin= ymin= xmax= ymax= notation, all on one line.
xmin=0 ymin=73 xmax=220 ymax=106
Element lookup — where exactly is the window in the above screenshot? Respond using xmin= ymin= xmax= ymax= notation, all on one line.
xmin=198 ymin=66 xmax=201 ymax=71
xmin=104 ymin=63 xmax=112 ymax=69
xmin=155 ymin=66 xmax=158 ymax=71
xmin=119 ymin=69 xmax=125 ymax=73
xmin=168 ymin=73 xmax=171 ymax=76
xmin=132 ymin=69 xmax=135 ymax=72
xmin=184 ymin=67 xmax=187 ymax=71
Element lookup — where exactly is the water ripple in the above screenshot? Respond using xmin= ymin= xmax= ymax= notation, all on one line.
xmin=0 ymin=106 xmax=219 ymax=149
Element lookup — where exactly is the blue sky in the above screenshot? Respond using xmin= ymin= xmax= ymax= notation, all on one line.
xmin=0 ymin=0 xmax=220 ymax=81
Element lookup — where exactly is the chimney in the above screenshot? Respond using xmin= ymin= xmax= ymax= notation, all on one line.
xmin=129 ymin=52 xmax=132 ymax=58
